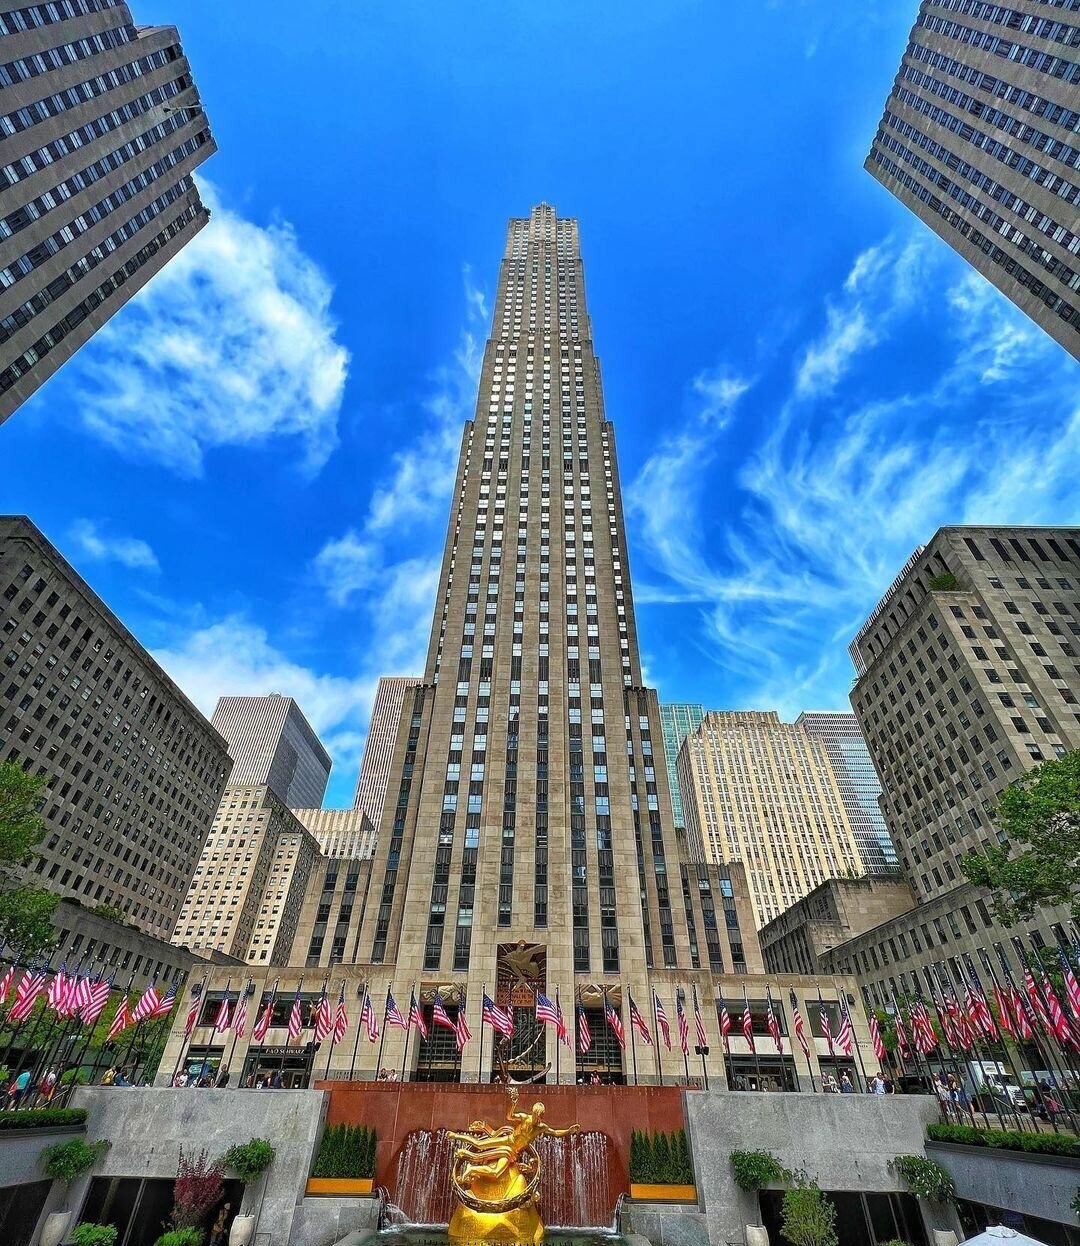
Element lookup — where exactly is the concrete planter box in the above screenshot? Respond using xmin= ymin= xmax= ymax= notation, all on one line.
xmin=629 ymin=1182 xmax=697 ymax=1202
xmin=926 ymin=1139 xmax=1080 ymax=1228
xmin=305 ymin=1176 xmax=374 ymax=1197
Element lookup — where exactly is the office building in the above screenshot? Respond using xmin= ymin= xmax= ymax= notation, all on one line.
xmin=0 ymin=515 xmax=231 ymax=937
xmin=171 ymin=782 xmax=318 ymax=963
xmin=832 ymin=526 xmax=1080 ymax=1010
xmin=0 ymin=1 xmax=217 ymax=421
xmin=290 ymin=852 xmax=374 ymax=968
xmin=865 ymin=0 xmax=1080 ymax=360
xmin=677 ymin=711 xmax=866 ymax=928
xmin=211 ymin=694 xmax=331 ymax=808
xmin=796 ymin=711 xmax=899 ymax=873
xmin=291 ymin=806 xmax=377 ymax=859
xmin=351 ymin=676 xmax=420 ymax=822
xmin=659 ymin=701 xmax=704 ymax=831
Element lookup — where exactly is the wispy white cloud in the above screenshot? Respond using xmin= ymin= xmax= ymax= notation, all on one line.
xmin=631 ymin=235 xmax=1080 ymax=718
xmin=68 ymin=519 xmax=159 ymax=572
xmin=72 ymin=182 xmax=349 ymax=477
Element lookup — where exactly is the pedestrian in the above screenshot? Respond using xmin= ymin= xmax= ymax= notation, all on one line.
xmin=216 ymin=1069 xmax=230 ymax=1088
xmin=883 ymin=1074 xmax=895 ymax=1095
xmin=870 ymin=1073 xmax=886 ymax=1095
xmin=10 ymin=1068 xmax=31 ymax=1107
xmin=270 ymin=1069 xmax=283 ymax=1089
xmin=839 ymin=1071 xmax=854 ymax=1093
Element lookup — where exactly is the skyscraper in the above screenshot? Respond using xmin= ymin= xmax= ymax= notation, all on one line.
xmin=0 ymin=515 xmax=231 ymax=938
xmin=357 ymin=203 xmax=748 ymax=997
xmin=658 ymin=702 xmax=704 ymax=831
xmin=677 ymin=711 xmax=866 ymax=928
xmin=211 ymin=694 xmax=331 ymax=808
xmin=352 ymin=675 xmax=420 ymax=823
xmin=865 ymin=0 xmax=1080 ymax=360
xmin=795 ymin=711 xmax=899 ymax=874
xmin=0 ymin=2 xmax=217 ymax=420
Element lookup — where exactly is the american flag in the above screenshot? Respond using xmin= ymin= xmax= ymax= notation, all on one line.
xmin=82 ymin=975 xmax=113 ymax=1026
xmin=333 ymin=986 xmax=349 ymax=1045
xmin=675 ymin=993 xmax=690 ymax=1055
xmin=910 ymin=995 xmax=938 ymax=1054
xmin=576 ymin=1000 xmax=592 ymax=1054
xmin=719 ymin=1000 xmax=732 ymax=1050
xmin=9 ymin=967 xmax=48 ymax=1023
xmin=765 ymin=989 xmax=783 ymax=1054
xmin=654 ymin=992 xmax=671 ymax=1050
xmin=789 ymin=991 xmax=810 ymax=1058
xmin=184 ymin=982 xmax=205 ymax=1037
xmin=835 ymin=996 xmax=854 ymax=1057
xmin=1009 ymin=984 xmax=1034 ymax=1041
xmin=742 ymin=994 xmax=756 ymax=1053
xmin=386 ymin=991 xmax=408 ymax=1031
xmin=0 ymin=963 xmax=14 ymax=1005
xmin=942 ymin=991 xmax=972 ymax=1051
xmin=605 ymin=998 xmax=626 ymax=1049
xmin=212 ymin=993 xmax=232 ymax=1035
xmin=535 ymin=992 xmax=560 ymax=1029
xmin=818 ymin=994 xmax=834 ymax=1055
xmin=432 ymin=994 xmax=456 ymax=1032
xmin=990 ymin=981 xmax=1015 ymax=1039
xmin=1023 ymin=964 xmax=1055 ymax=1035
xmin=1059 ymin=949 xmax=1080 ymax=1021
xmin=232 ymin=989 xmax=249 ymax=1039
xmin=967 ymin=975 xmax=997 ymax=1038
xmin=150 ymin=983 xmax=177 ymax=1020
xmin=46 ymin=965 xmax=72 ymax=1016
xmin=132 ymin=981 xmax=162 ymax=1024
xmin=454 ymin=1006 xmax=471 ymax=1053
xmin=1040 ymin=970 xmax=1074 ymax=1048
xmin=892 ymin=1006 xmax=912 ymax=1060
xmin=407 ymin=991 xmax=428 ymax=1037
xmin=287 ymin=987 xmax=304 ymax=1041
xmin=481 ymin=993 xmax=513 ymax=1037
xmin=105 ymin=996 xmax=130 ymax=1044
xmin=360 ymin=993 xmax=379 ymax=1043
xmin=555 ymin=991 xmax=571 ymax=1048
xmin=313 ymin=987 xmax=334 ymax=1043
xmin=693 ymin=991 xmax=708 ymax=1050
xmin=628 ymin=993 xmax=653 ymax=1045
xmin=252 ymin=989 xmax=276 ymax=1043
xmin=72 ymin=970 xmax=95 ymax=1019
xmin=869 ymin=1013 xmax=886 ymax=1061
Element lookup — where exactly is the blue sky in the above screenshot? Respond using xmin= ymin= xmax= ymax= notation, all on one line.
xmin=3 ymin=1 xmax=1078 ymax=806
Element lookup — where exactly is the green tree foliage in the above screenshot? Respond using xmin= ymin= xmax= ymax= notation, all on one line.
xmin=41 ymin=1137 xmax=110 ymax=1186
xmin=962 ymin=751 xmax=1080 ymax=923
xmin=311 ymin=1124 xmax=378 ymax=1178
xmin=628 ymin=1130 xmax=694 ymax=1184
xmin=891 ymin=1156 xmax=955 ymax=1203
xmin=221 ymin=1138 xmax=275 ymax=1183
xmin=780 ymin=1181 xmax=838 ymax=1246
xmin=0 ymin=885 xmax=58 ymax=961
xmin=0 ymin=763 xmax=57 ymax=960
xmin=730 ymin=1149 xmax=790 ymax=1192
xmin=71 ymin=1226 xmax=118 ymax=1246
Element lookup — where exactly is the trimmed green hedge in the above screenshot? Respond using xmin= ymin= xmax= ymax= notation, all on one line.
xmin=312 ymin=1124 xmax=377 ymax=1178
xmin=629 ymin=1129 xmax=694 ymax=1184
xmin=0 ymin=1108 xmax=87 ymax=1131
xmin=928 ymin=1123 xmax=1080 ymax=1159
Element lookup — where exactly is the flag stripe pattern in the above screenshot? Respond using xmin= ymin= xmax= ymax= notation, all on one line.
xmin=576 ymin=1000 xmax=592 ymax=1054
xmin=481 ymin=993 xmax=513 ymax=1038
xmin=654 ymin=992 xmax=671 ymax=1050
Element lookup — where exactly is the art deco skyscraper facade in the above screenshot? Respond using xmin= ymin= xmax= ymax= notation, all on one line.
xmin=358 ymin=204 xmax=747 ymax=1001
xmin=352 ymin=676 xmax=420 ymax=823
xmin=211 ymin=695 xmax=331 ymax=808
xmin=0 ymin=1 xmax=217 ymax=421
xmin=865 ymin=0 xmax=1080 ymax=361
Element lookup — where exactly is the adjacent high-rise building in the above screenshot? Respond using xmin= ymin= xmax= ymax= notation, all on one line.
xmin=677 ymin=711 xmax=866 ymax=928
xmin=351 ymin=676 xmax=419 ymax=823
xmin=0 ymin=515 xmax=231 ymax=937
xmin=658 ymin=702 xmax=704 ymax=832
xmin=795 ymin=711 xmax=899 ymax=874
xmin=865 ymin=0 xmax=1080 ymax=361
xmin=0 ymin=2 xmax=217 ymax=421
xmin=211 ymin=695 xmax=331 ymax=808
xmin=827 ymin=526 xmax=1080 ymax=1009
xmin=291 ymin=806 xmax=377 ymax=859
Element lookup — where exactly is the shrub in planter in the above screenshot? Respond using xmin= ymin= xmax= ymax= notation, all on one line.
xmin=153 ymin=1231 xmax=204 ymax=1246
xmin=927 ymin=1122 xmax=1080 ymax=1158
xmin=891 ymin=1156 xmax=955 ymax=1203
xmin=311 ymin=1124 xmax=377 ymax=1179
xmin=730 ymin=1149 xmax=790 ymax=1192
xmin=170 ymin=1148 xmax=224 ymax=1231
xmin=0 ymin=1107 xmax=87 ymax=1130
xmin=71 ymin=1225 xmax=118 ymax=1246
xmin=41 ymin=1137 xmax=109 ymax=1186
xmin=780 ymin=1181 xmax=838 ymax=1246
xmin=221 ymin=1139 xmax=275 ymax=1183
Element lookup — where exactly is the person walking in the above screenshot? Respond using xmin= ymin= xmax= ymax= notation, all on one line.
xmin=839 ymin=1071 xmax=854 ymax=1094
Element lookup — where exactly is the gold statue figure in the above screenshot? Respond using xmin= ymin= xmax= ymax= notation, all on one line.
xmin=447 ymin=1090 xmax=580 ymax=1243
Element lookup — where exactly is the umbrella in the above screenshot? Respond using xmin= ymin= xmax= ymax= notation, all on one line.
xmin=961 ymin=1227 xmax=1049 ymax=1246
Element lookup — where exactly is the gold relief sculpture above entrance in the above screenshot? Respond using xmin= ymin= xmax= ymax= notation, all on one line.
xmin=446 ymin=1087 xmax=581 ymax=1244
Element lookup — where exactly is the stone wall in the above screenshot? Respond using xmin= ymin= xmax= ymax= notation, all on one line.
xmin=927 ymin=1140 xmax=1080 ymax=1228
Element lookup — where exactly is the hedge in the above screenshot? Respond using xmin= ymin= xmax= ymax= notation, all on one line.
xmin=0 ymin=1108 xmax=87 ymax=1131
xmin=629 ymin=1129 xmax=694 ymax=1184
xmin=312 ymin=1124 xmax=377 ymax=1178
xmin=927 ymin=1123 xmax=1080 ymax=1159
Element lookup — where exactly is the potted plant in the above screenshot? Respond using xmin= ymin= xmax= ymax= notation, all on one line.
xmin=221 ymin=1139 xmax=275 ymax=1246
xmin=39 ymin=1137 xmax=110 ymax=1246
xmin=628 ymin=1129 xmax=697 ymax=1202
xmin=779 ymin=1179 xmax=838 ymax=1246
xmin=71 ymin=1226 xmax=118 ymax=1246
xmin=307 ymin=1123 xmax=378 ymax=1196
xmin=165 ymin=1148 xmax=225 ymax=1244
xmin=153 ymin=1232 xmax=204 ymax=1246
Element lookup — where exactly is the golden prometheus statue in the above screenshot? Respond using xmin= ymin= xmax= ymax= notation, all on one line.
xmin=447 ymin=1087 xmax=581 ymax=1243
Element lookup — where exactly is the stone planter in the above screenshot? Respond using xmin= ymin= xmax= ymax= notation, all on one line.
xmin=305 ymin=1176 xmax=374 ymax=1196
xmin=229 ymin=1213 xmax=257 ymax=1246
xmin=629 ymin=1182 xmax=697 ymax=1202
xmin=39 ymin=1210 xmax=72 ymax=1246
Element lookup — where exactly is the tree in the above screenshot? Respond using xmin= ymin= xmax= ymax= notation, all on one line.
xmin=962 ymin=751 xmax=1080 ymax=924
xmin=0 ymin=762 xmax=47 ymax=884
xmin=780 ymin=1181 xmax=838 ymax=1246
xmin=0 ymin=886 xmax=58 ymax=960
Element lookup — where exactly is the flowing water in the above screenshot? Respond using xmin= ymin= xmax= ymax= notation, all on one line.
xmin=389 ymin=1128 xmax=617 ymax=1229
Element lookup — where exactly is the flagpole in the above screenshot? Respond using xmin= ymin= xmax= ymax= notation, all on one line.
xmin=476 ymin=983 xmax=485 ymax=1084
xmin=455 ymin=987 xmax=466 ymax=1084
xmin=399 ymin=984 xmax=413 ymax=1083
xmin=974 ymin=951 xmax=1038 ymax=1134
xmin=678 ymin=990 xmax=690 ymax=1085
xmin=919 ymin=969 xmax=966 ymax=1121
xmin=745 ymin=986 xmax=762 ymax=1092
xmin=766 ymin=986 xmax=789 ymax=1091
xmin=1012 ymin=940 xmax=1079 ymax=1133
xmin=65 ymin=970 xmax=114 ymax=1094
xmin=31 ymin=958 xmax=88 ymax=1094
xmin=649 ymin=988 xmax=663 ymax=1086
xmin=626 ymin=987 xmax=638 ymax=1086
xmin=692 ymin=985 xmax=709 ymax=1091
xmin=91 ymin=970 xmax=137 ymax=1085
xmin=790 ymin=991 xmax=816 ymax=1092
xmin=1026 ymin=935 xmax=1080 ymax=1101
xmin=374 ymin=986 xmax=390 ymax=1077
xmin=348 ymin=983 xmax=368 ymax=1081
xmin=323 ymin=981 xmax=340 ymax=1080
xmin=937 ymin=962 xmax=1006 ymax=1132
xmin=838 ymin=984 xmax=870 ymax=1091
xmin=249 ymin=978 xmax=278 ymax=1084
xmin=554 ymin=988 xmax=561 ymax=1086
xmin=170 ymin=971 xmax=209 ymax=1085
xmin=225 ymin=979 xmax=252 ymax=1079
xmin=4 ymin=952 xmax=59 ymax=1084
xmin=282 ymin=977 xmax=304 ymax=1080
xmin=994 ymin=950 xmax=1069 ymax=1133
